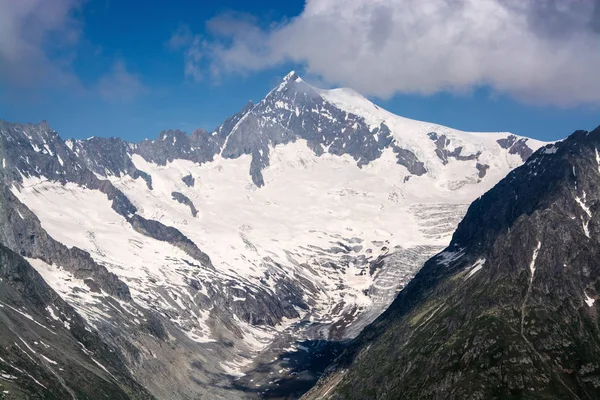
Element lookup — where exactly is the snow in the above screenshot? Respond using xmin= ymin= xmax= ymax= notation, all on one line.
xmin=464 ymin=258 xmax=486 ymax=280
xmin=529 ymin=241 xmax=542 ymax=283
xmin=7 ymin=81 xmax=553 ymax=374
xmin=45 ymin=306 xmax=60 ymax=321
xmin=575 ymin=192 xmax=592 ymax=238
xmin=0 ymin=301 xmax=56 ymax=335
xmin=318 ymin=86 xmax=547 ymax=173
xmin=13 ymin=128 xmax=544 ymax=353
xmin=41 ymin=355 xmax=57 ymax=365
xmin=575 ymin=192 xmax=592 ymax=218
xmin=220 ymin=358 xmax=253 ymax=378
xmin=585 ymin=293 xmax=595 ymax=307
xmin=436 ymin=249 xmax=465 ymax=266
xmin=542 ymin=145 xmax=558 ymax=154
xmin=18 ymin=338 xmax=37 ymax=355
xmin=91 ymin=358 xmax=116 ymax=380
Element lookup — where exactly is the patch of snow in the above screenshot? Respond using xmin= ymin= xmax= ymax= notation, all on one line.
xmin=46 ymin=305 xmax=60 ymax=321
xmin=41 ymin=355 xmax=57 ymax=365
xmin=91 ymin=358 xmax=116 ymax=380
xmin=585 ymin=293 xmax=595 ymax=307
xmin=0 ymin=301 xmax=56 ymax=335
xmin=220 ymin=358 xmax=253 ymax=378
xmin=436 ymin=249 xmax=465 ymax=266
xmin=575 ymin=192 xmax=592 ymax=238
xmin=529 ymin=241 xmax=542 ymax=283
xmin=542 ymin=145 xmax=558 ymax=154
xmin=464 ymin=258 xmax=486 ymax=280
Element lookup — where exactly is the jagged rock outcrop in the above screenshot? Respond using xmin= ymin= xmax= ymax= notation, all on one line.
xmin=171 ymin=191 xmax=198 ymax=217
xmin=129 ymin=214 xmax=211 ymax=267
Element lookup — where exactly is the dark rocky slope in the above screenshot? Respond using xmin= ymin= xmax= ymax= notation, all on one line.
xmin=0 ymin=244 xmax=154 ymax=399
xmin=305 ymin=127 xmax=600 ymax=400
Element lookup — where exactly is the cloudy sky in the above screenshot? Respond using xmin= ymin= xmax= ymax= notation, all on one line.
xmin=1 ymin=0 xmax=599 ymax=141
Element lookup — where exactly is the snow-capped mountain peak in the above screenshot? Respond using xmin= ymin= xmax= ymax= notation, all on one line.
xmin=0 ymin=75 xmax=551 ymax=398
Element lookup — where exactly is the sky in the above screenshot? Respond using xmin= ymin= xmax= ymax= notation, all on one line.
xmin=1 ymin=0 xmax=599 ymax=142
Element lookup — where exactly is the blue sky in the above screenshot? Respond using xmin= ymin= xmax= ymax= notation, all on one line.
xmin=1 ymin=0 xmax=599 ymax=142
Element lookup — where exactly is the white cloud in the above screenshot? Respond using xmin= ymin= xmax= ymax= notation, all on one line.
xmin=198 ymin=0 xmax=600 ymax=107
xmin=96 ymin=60 xmax=147 ymax=101
xmin=167 ymin=25 xmax=194 ymax=50
xmin=184 ymin=36 xmax=204 ymax=82
xmin=167 ymin=25 xmax=205 ymax=82
xmin=0 ymin=0 xmax=82 ymax=89
xmin=0 ymin=0 xmax=147 ymax=102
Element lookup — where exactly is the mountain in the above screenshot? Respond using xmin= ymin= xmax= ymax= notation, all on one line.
xmin=0 ymin=244 xmax=154 ymax=399
xmin=0 ymin=71 xmax=546 ymax=398
xmin=304 ymin=127 xmax=600 ymax=400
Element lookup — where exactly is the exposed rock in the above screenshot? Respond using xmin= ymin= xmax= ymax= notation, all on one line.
xmin=129 ymin=214 xmax=212 ymax=267
xmin=171 ymin=191 xmax=198 ymax=217
xmin=476 ymin=162 xmax=489 ymax=178
xmin=391 ymin=145 xmax=427 ymax=176
xmin=181 ymin=173 xmax=195 ymax=187
xmin=428 ymin=131 xmax=481 ymax=164
xmin=497 ymin=134 xmax=534 ymax=162
xmin=134 ymin=128 xmax=222 ymax=166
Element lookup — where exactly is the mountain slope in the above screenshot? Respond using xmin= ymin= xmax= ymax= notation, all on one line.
xmin=0 ymin=243 xmax=154 ymax=399
xmin=0 ymin=72 xmax=548 ymax=398
xmin=304 ymin=127 xmax=600 ymax=400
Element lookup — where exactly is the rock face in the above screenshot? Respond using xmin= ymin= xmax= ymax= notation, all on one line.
xmin=304 ymin=127 xmax=600 ymax=400
xmin=0 ymin=244 xmax=153 ymax=399
xmin=0 ymin=72 xmax=548 ymax=399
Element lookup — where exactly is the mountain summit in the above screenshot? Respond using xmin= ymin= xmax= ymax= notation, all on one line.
xmin=305 ymin=127 xmax=600 ymax=400
xmin=0 ymin=75 xmax=548 ymax=398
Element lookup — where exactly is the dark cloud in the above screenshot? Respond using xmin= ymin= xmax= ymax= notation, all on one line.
xmin=516 ymin=0 xmax=597 ymax=39
xmin=367 ymin=5 xmax=394 ymax=51
xmin=591 ymin=0 xmax=600 ymax=33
